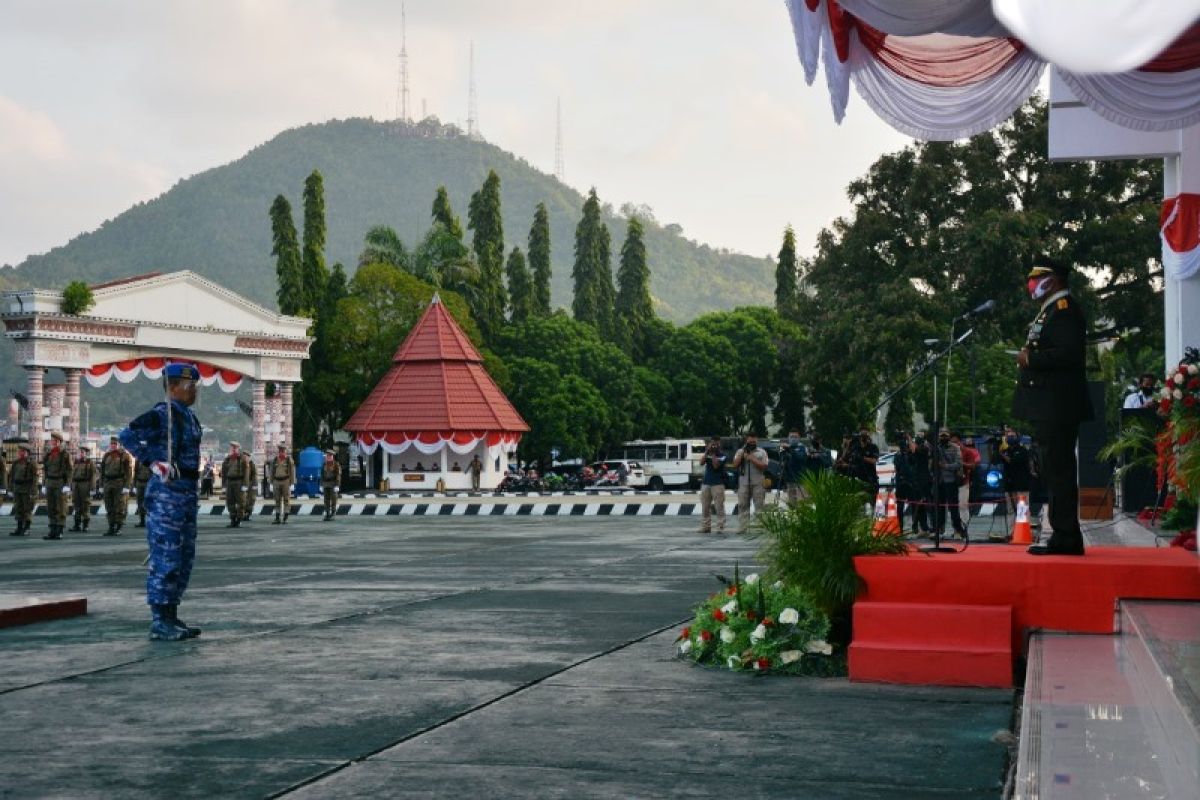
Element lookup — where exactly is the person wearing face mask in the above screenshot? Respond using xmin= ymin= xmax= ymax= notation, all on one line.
xmin=730 ymin=434 xmax=769 ymax=532
xmin=1122 ymin=373 xmax=1159 ymax=410
xmin=934 ymin=429 xmax=967 ymax=538
xmin=779 ymin=428 xmax=809 ymax=503
xmin=999 ymin=432 xmax=1032 ymax=537
xmin=1013 ymin=260 xmax=1092 ymax=556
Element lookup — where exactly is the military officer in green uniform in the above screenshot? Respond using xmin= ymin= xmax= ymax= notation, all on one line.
xmin=42 ymin=431 xmax=72 ymax=540
xmin=70 ymin=444 xmax=98 ymax=532
xmin=133 ymin=458 xmax=152 ymax=527
xmin=100 ymin=436 xmax=133 ymax=536
xmin=243 ymin=454 xmax=258 ymax=523
xmin=269 ymin=444 xmax=295 ymax=524
xmin=9 ymin=444 xmax=37 ymax=537
xmin=1012 ymin=261 xmax=1093 ymax=556
xmin=221 ymin=441 xmax=249 ymax=528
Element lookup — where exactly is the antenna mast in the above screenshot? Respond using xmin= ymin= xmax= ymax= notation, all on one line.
xmin=467 ymin=42 xmax=480 ymax=139
xmin=397 ymin=3 xmax=410 ymax=122
xmin=554 ymin=97 xmax=564 ymax=181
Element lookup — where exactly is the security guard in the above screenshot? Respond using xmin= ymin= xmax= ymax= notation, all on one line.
xmin=9 ymin=444 xmax=37 ymax=537
xmin=42 ymin=431 xmax=72 ymax=540
xmin=70 ymin=444 xmax=98 ymax=532
xmin=269 ymin=444 xmax=295 ymax=524
xmin=221 ymin=441 xmax=249 ymax=528
xmin=1012 ymin=260 xmax=1092 ymax=556
xmin=320 ymin=449 xmax=341 ymax=521
xmin=133 ymin=458 xmax=152 ymax=527
xmin=243 ymin=455 xmax=257 ymax=523
xmin=100 ymin=436 xmax=133 ymax=536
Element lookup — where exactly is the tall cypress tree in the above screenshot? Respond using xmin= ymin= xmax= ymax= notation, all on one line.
xmin=467 ymin=170 xmax=506 ymax=339
xmin=775 ymin=225 xmax=799 ymax=314
xmin=270 ymin=194 xmax=303 ymax=315
xmin=432 ymin=186 xmax=464 ymax=240
xmin=571 ymin=189 xmax=614 ymax=335
xmin=615 ymin=217 xmax=654 ymax=361
xmin=528 ymin=202 xmax=552 ymax=316
xmin=506 ymin=246 xmax=533 ymax=324
xmin=301 ymin=170 xmax=329 ymax=314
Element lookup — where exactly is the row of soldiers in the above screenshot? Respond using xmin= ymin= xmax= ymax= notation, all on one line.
xmin=7 ymin=432 xmax=152 ymax=540
xmin=220 ymin=442 xmax=343 ymax=526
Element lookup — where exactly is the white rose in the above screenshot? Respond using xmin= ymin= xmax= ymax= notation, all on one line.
xmin=779 ymin=650 xmax=802 ymax=664
xmin=744 ymin=573 xmax=759 ymax=585
xmin=1174 ymin=373 xmax=1185 ymax=385
xmin=721 ymin=599 xmax=737 ymax=614
xmin=772 ymin=580 xmax=784 ymax=591
xmin=778 ymin=607 xmax=800 ymax=625
xmin=726 ymin=656 xmax=739 ymax=670
xmin=1189 ymin=364 xmax=1199 ymax=376
xmin=749 ymin=623 xmax=767 ymax=643
xmin=678 ymin=639 xmax=693 ymax=655
xmin=1174 ymin=389 xmax=1184 ymax=400
xmin=805 ymin=639 xmax=833 ymax=656
xmin=719 ymin=626 xmax=736 ymax=644
xmin=752 ymin=659 xmax=763 ymax=671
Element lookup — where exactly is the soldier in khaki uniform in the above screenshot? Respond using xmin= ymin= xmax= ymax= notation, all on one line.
xmin=243 ymin=455 xmax=258 ymax=523
xmin=70 ymin=445 xmax=98 ymax=532
xmin=221 ymin=441 xmax=249 ymax=528
xmin=100 ymin=436 xmax=133 ymax=536
xmin=42 ymin=431 xmax=72 ymax=540
xmin=133 ymin=459 xmax=152 ymax=527
xmin=320 ymin=450 xmax=341 ymax=521
xmin=9 ymin=444 xmax=37 ymax=537
xmin=269 ymin=444 xmax=295 ymax=524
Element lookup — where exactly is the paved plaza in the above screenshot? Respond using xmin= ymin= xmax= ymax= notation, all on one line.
xmin=2 ymin=515 xmax=1011 ymax=798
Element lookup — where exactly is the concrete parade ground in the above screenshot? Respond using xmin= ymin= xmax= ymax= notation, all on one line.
xmin=1 ymin=514 xmax=1012 ymax=798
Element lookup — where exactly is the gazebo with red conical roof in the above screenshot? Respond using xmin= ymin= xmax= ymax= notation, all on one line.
xmin=344 ymin=295 xmax=528 ymax=490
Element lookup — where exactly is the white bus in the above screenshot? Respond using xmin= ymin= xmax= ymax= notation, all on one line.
xmin=615 ymin=439 xmax=707 ymax=490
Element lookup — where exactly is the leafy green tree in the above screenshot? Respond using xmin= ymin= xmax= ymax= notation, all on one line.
xmin=528 ymin=202 xmax=552 ymax=316
xmin=301 ymin=170 xmax=329 ymax=314
xmin=61 ymin=281 xmax=94 ymax=315
xmin=505 ymin=247 xmax=533 ymax=323
xmin=296 ymin=262 xmax=351 ymax=445
xmin=358 ymin=225 xmax=410 ymax=270
xmin=775 ymin=225 xmax=799 ymax=315
xmin=412 ymin=222 xmax=479 ymax=303
xmin=506 ymin=357 xmax=610 ymax=465
xmin=431 ymin=185 xmax=465 ymax=241
xmin=615 ymin=217 xmax=654 ymax=361
xmin=651 ymin=325 xmax=738 ymax=435
xmin=572 ymin=189 xmax=614 ymax=337
xmin=467 ymin=170 xmax=507 ymax=340
xmin=269 ymin=194 xmax=304 ymax=315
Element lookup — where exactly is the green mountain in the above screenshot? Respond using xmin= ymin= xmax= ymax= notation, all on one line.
xmin=5 ymin=117 xmax=774 ymax=321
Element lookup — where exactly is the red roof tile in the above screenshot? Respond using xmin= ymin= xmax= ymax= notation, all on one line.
xmin=344 ymin=297 xmax=528 ymax=434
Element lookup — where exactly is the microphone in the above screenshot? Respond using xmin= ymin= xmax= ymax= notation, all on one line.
xmin=957 ymin=299 xmax=995 ymax=320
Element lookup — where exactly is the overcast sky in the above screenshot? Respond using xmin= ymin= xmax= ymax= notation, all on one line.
xmin=0 ymin=0 xmax=910 ymax=268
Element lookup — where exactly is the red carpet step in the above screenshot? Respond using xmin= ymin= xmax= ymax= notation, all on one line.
xmin=0 ymin=595 xmax=87 ymax=629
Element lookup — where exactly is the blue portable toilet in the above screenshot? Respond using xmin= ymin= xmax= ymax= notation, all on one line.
xmin=296 ymin=446 xmax=324 ymax=496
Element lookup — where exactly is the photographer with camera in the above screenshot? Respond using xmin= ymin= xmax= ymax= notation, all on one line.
xmin=906 ymin=432 xmax=934 ymax=535
xmin=697 ymin=436 xmax=728 ymax=534
xmin=779 ymin=428 xmax=809 ymax=503
xmin=934 ymin=428 xmax=968 ymax=538
xmin=730 ymin=433 xmax=769 ymax=533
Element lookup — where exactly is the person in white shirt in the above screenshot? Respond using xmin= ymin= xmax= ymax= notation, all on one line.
xmin=1122 ymin=373 xmax=1158 ymax=410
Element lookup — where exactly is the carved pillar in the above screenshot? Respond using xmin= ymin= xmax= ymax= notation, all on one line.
xmin=64 ymin=369 xmax=81 ymax=446
xmin=269 ymin=392 xmax=282 ymax=449
xmin=280 ymin=382 xmax=294 ymax=452
xmin=252 ymin=380 xmax=267 ymax=471
xmin=25 ymin=367 xmax=44 ymax=458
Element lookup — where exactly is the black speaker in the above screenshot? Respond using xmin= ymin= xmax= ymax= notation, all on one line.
xmin=1077 ymin=381 xmax=1111 ymax=489
xmin=1119 ymin=407 xmax=1163 ymax=512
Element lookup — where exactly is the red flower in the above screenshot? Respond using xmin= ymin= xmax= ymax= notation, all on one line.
xmin=1185 ymin=396 xmax=1197 ymax=408
xmin=745 ymin=610 xmax=756 ymax=621
xmin=677 ymin=627 xmax=690 ymax=641
xmin=1188 ymin=377 xmax=1200 ymax=390
xmin=700 ymin=630 xmax=713 ymax=642
xmin=726 ymin=587 xmax=737 ymax=596
xmin=755 ymin=657 xmax=770 ymax=671
xmin=763 ymin=616 xmax=775 ymax=626
xmin=712 ymin=609 xmax=726 ymax=622
xmin=1162 ymin=399 xmax=1174 ymax=413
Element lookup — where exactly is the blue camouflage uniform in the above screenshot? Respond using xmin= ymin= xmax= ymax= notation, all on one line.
xmin=119 ymin=398 xmax=203 ymax=609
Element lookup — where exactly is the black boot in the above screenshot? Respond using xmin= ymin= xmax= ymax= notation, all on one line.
xmin=43 ymin=525 xmax=62 ymax=540
xmin=136 ymin=514 xmax=145 ymax=528
xmin=167 ymin=604 xmax=201 ymax=638
xmin=104 ymin=521 xmax=116 ymax=537
xmin=9 ymin=522 xmax=23 ymax=536
xmin=112 ymin=523 xmax=123 ymax=537
xmin=148 ymin=605 xmax=188 ymax=641
xmin=83 ymin=517 xmax=89 ymax=531
xmin=273 ymin=515 xmax=280 ymax=524
xmin=71 ymin=516 xmax=81 ymax=532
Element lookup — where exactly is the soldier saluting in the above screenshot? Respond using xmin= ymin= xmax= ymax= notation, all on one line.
xmin=1012 ymin=260 xmax=1092 ymax=556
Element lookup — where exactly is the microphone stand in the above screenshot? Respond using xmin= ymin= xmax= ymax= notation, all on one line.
xmin=873 ymin=328 xmax=976 ymax=554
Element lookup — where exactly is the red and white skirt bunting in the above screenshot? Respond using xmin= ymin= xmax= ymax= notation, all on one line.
xmin=1161 ymin=193 xmax=1200 ymax=281
xmin=355 ymin=431 xmax=521 ymax=457
xmin=85 ymin=358 xmax=244 ymax=392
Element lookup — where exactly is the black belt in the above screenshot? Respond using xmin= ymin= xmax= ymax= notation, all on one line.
xmin=176 ymin=468 xmax=200 ymax=480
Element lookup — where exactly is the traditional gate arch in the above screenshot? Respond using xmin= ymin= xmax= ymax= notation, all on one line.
xmin=2 ymin=271 xmax=312 ymax=465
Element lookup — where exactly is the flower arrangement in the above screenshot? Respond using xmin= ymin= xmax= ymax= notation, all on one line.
xmin=1155 ymin=348 xmax=1200 ymax=547
xmin=676 ymin=564 xmax=841 ymax=676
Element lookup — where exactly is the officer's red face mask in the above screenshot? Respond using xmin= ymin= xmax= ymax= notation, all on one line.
xmin=1027 ymin=276 xmax=1054 ymax=300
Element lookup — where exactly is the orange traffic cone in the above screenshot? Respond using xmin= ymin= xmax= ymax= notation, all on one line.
xmin=874 ymin=490 xmax=901 ymax=535
xmin=873 ymin=490 xmax=886 ymax=520
xmin=1011 ymin=493 xmax=1033 ymax=545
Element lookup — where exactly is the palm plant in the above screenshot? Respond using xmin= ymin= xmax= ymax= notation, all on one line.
xmin=358 ymin=225 xmax=411 ymax=270
xmin=1097 ymin=415 xmax=1160 ymax=485
xmin=750 ymin=470 xmax=908 ymax=640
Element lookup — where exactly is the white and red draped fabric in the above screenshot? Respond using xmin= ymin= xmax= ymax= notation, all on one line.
xmin=786 ymin=0 xmax=1200 ymax=140
xmin=85 ymin=358 xmax=244 ymax=392
xmin=1161 ymin=193 xmax=1200 ymax=281
xmin=354 ymin=431 xmax=521 ymax=457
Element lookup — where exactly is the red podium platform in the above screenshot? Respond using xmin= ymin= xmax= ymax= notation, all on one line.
xmin=0 ymin=595 xmax=87 ymax=629
xmin=848 ymin=546 xmax=1200 ymax=688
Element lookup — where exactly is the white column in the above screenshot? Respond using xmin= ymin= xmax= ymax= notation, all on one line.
xmin=26 ymin=367 xmax=44 ymax=458
xmin=280 ymin=382 xmax=294 ymax=451
xmin=64 ymin=369 xmax=81 ymax=445
xmin=46 ymin=384 xmax=65 ymax=440
xmin=1164 ymin=131 xmax=1200 ymax=368
xmin=252 ymin=380 xmax=266 ymax=470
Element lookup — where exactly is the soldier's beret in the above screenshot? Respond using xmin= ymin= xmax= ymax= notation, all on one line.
xmin=79 ymin=445 xmax=90 ymax=451
xmin=50 ymin=431 xmax=63 ymax=441
xmin=109 ymin=436 xmax=119 ymax=443
xmin=277 ymin=443 xmax=287 ymax=450
xmin=18 ymin=444 xmax=30 ymax=452
xmin=325 ymin=449 xmax=334 ymax=455
xmin=165 ymin=363 xmax=199 ymax=381
xmin=229 ymin=441 xmax=241 ymax=449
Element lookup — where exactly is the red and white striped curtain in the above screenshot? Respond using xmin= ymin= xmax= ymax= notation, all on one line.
xmin=1161 ymin=193 xmax=1200 ymax=281
xmin=355 ymin=431 xmax=521 ymax=456
xmin=787 ymin=0 xmax=1200 ymax=140
xmin=86 ymin=358 xmax=244 ymax=392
